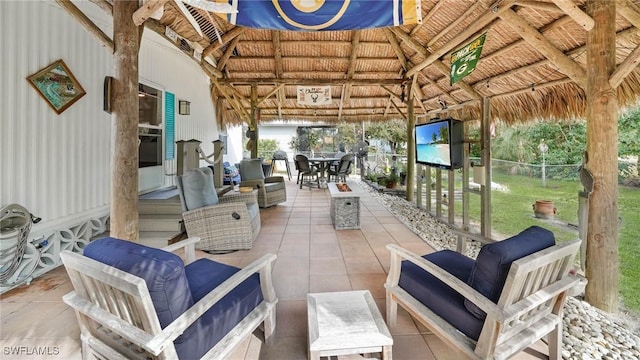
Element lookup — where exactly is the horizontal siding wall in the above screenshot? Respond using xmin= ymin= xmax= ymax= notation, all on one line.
xmin=1 ymin=1 xmax=219 ymax=226
xmin=138 ymin=31 xmax=219 ymax=188
xmin=0 ymin=1 xmax=112 ymax=222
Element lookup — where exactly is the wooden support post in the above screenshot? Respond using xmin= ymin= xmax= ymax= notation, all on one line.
xmin=111 ymin=0 xmax=140 ymax=242
xmin=250 ymin=83 xmax=258 ymax=159
xmin=480 ymin=97 xmax=492 ymax=237
xmin=213 ymin=140 xmax=224 ymax=188
xmin=447 ymin=169 xmax=455 ymax=224
xmin=435 ymin=168 xmax=442 ymax=219
xmin=406 ymin=79 xmax=416 ymax=202
xmin=585 ymin=0 xmax=619 ymax=313
xmin=425 ymin=166 xmax=432 ymax=212
xmin=462 ymin=121 xmax=470 ymax=232
xmin=416 ymin=164 xmax=423 ymax=208
xmin=176 ymin=139 xmax=201 ymax=176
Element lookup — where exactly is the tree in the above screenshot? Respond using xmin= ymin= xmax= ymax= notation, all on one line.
xmin=365 ymin=119 xmax=407 ymax=154
xmin=619 ymin=105 xmax=640 ymax=166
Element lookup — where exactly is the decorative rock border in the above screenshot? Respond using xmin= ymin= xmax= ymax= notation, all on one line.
xmin=354 ymin=180 xmax=640 ymax=360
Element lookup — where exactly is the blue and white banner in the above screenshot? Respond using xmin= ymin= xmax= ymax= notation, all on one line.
xmin=223 ymin=0 xmax=422 ymax=31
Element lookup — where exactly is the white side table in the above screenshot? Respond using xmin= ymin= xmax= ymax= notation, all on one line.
xmin=308 ymin=290 xmax=393 ymax=360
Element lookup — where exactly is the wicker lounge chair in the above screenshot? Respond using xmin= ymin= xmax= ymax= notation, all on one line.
xmin=177 ymin=167 xmax=260 ymax=252
xmin=239 ymin=158 xmax=287 ymax=208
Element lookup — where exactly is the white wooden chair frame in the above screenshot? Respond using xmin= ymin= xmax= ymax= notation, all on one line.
xmin=385 ymin=239 xmax=582 ymax=360
xmin=61 ymin=237 xmax=277 ymax=360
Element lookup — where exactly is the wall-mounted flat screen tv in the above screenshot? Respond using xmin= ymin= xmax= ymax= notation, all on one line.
xmin=414 ymin=118 xmax=464 ymax=170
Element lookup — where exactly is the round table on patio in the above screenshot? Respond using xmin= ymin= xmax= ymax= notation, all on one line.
xmin=307 ymin=157 xmax=340 ymax=188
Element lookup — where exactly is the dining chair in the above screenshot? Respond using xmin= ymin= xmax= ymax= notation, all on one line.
xmin=294 ymin=154 xmax=320 ymax=189
xmin=328 ymin=153 xmax=354 ymax=182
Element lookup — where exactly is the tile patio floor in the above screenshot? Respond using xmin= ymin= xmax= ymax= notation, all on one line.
xmin=0 ymin=178 xmax=547 ymax=360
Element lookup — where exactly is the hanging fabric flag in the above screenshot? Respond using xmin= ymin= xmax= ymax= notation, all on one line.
xmin=297 ymin=86 xmax=332 ymax=105
xmin=450 ymin=33 xmax=487 ymax=85
xmin=223 ymin=0 xmax=422 ymax=31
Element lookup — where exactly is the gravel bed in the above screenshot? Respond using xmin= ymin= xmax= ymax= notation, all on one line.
xmin=357 ymin=181 xmax=640 ymax=360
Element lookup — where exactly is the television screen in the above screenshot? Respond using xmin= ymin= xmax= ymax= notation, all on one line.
xmin=414 ymin=118 xmax=463 ymax=169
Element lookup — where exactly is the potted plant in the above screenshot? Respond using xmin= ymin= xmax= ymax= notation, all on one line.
xmin=385 ymin=172 xmax=400 ymax=188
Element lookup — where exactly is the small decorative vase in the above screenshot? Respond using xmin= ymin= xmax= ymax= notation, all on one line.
xmin=533 ymin=200 xmax=557 ymax=219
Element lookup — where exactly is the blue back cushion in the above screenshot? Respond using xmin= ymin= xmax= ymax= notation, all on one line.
xmin=177 ymin=167 xmax=219 ymax=211
xmin=83 ymin=237 xmax=194 ymax=331
xmin=465 ymin=226 xmax=556 ymax=318
xmin=240 ymin=158 xmax=265 ymax=181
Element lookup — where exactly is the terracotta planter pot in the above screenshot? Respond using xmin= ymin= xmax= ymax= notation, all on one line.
xmin=533 ymin=200 xmax=557 ymax=219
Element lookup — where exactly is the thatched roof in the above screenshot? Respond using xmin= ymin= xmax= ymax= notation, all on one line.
xmin=141 ymin=0 xmax=640 ymax=127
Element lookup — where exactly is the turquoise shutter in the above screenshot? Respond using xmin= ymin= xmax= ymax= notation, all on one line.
xmin=165 ymin=92 xmax=175 ymax=160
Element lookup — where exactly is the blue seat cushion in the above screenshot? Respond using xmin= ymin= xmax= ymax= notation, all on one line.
xmin=176 ymin=258 xmax=264 ymax=359
xmin=398 ymin=250 xmax=483 ymax=340
xmin=82 ymin=238 xmax=194 ymax=332
xmin=264 ymin=181 xmax=285 ymax=193
xmin=465 ymin=226 xmax=556 ymax=319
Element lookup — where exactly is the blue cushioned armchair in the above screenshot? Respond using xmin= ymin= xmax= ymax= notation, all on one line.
xmin=61 ymin=237 xmax=278 ymax=360
xmin=385 ymin=226 xmax=583 ymax=360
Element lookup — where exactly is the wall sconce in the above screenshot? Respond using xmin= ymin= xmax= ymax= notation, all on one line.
xmin=178 ymin=100 xmax=190 ymax=115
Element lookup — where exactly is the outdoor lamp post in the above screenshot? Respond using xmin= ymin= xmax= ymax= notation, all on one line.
xmin=538 ymin=140 xmax=549 ymax=187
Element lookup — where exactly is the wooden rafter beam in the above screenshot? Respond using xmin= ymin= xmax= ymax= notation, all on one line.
xmin=213 ymin=81 xmax=249 ymax=120
xmin=89 ymin=0 xmax=112 ymax=14
xmin=550 ymin=0 xmax=594 ymax=30
xmin=55 ymin=0 xmax=114 ymax=52
xmin=143 ymin=19 xmax=222 ymax=79
xmin=499 ymin=8 xmax=587 ymax=89
xmin=384 ymin=28 xmax=408 ymax=71
xmin=389 ymin=100 xmax=408 ymax=120
xmin=171 ymin=0 xmax=204 ymax=39
xmin=225 ymin=82 xmax=249 ymax=104
xmin=132 ymin=0 xmax=169 ymax=26
xmin=415 ymin=0 xmax=446 ymax=36
xmin=202 ymin=26 xmax=245 ymax=59
xmin=389 ymin=27 xmax=481 ymax=100
xmin=475 ymin=26 xmax=639 ymax=87
xmin=272 ymin=31 xmax=285 ymax=118
xmin=483 ymin=15 xmax=572 ymax=62
xmin=222 ymin=78 xmax=405 ymax=85
xmin=257 ymin=84 xmax=284 ymax=106
xmin=338 ymin=83 xmax=346 ymax=120
xmin=217 ymin=35 xmax=240 ymax=71
xmin=419 ymin=74 xmax=459 ymax=105
xmin=407 ymin=0 xmax=515 ymax=77
xmin=610 ymin=43 xmax=640 ymax=88
xmin=617 ymin=0 xmax=640 ymax=28
xmin=380 ymin=85 xmax=403 ymax=102
xmin=513 ymin=1 xmax=561 ymax=12
xmin=342 ymin=31 xmax=361 ymax=107
xmin=426 ymin=0 xmax=485 ymax=48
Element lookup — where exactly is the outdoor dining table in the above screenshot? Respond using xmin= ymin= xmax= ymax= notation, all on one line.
xmin=308 ymin=156 xmax=341 ymax=188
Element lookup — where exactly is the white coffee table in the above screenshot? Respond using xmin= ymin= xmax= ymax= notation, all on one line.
xmin=307 ymin=290 xmax=393 ymax=360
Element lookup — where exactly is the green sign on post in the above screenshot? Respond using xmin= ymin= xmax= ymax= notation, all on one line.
xmin=450 ymin=33 xmax=487 ymax=85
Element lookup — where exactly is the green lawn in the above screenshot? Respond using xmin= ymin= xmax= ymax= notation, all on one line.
xmin=451 ymin=172 xmax=640 ymax=312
